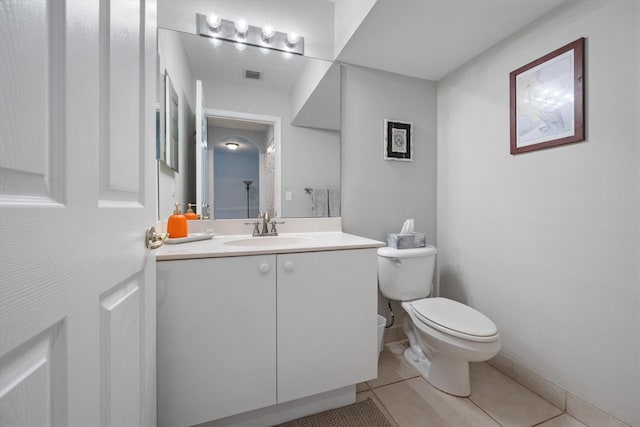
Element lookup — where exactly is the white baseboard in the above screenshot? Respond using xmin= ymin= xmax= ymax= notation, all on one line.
xmin=487 ymin=353 xmax=629 ymax=427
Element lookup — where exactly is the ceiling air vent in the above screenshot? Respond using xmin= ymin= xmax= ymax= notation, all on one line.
xmin=243 ymin=69 xmax=262 ymax=80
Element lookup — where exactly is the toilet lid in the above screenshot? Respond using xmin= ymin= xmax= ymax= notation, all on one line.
xmin=410 ymin=297 xmax=498 ymax=341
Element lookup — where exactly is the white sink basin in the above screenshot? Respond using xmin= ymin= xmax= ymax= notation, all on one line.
xmin=224 ymin=236 xmax=313 ymax=247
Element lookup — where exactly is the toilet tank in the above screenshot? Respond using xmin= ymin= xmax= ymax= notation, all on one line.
xmin=377 ymin=245 xmax=437 ymax=301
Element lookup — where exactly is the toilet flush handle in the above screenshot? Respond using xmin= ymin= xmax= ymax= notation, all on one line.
xmin=392 ymin=258 xmax=402 ymax=266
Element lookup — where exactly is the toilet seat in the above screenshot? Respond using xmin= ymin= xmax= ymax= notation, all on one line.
xmin=410 ymin=297 xmax=499 ymax=343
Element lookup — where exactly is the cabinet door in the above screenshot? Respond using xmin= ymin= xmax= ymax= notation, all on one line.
xmin=157 ymin=255 xmax=277 ymax=427
xmin=277 ymin=249 xmax=378 ymax=403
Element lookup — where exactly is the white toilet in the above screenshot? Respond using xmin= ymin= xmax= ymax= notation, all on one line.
xmin=377 ymin=245 xmax=500 ymax=397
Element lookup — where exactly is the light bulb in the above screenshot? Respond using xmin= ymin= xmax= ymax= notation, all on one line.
xmin=206 ymin=13 xmax=221 ymax=30
xmin=226 ymin=142 xmax=239 ymax=150
xmin=286 ymin=31 xmax=299 ymax=46
xmin=235 ymin=19 xmax=248 ymax=37
xmin=262 ymin=25 xmax=275 ymax=42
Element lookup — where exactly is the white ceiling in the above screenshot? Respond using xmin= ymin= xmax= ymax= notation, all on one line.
xmin=337 ymin=0 xmax=568 ymax=80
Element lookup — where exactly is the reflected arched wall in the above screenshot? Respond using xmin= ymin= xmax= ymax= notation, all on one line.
xmin=211 ymin=128 xmax=262 ymax=219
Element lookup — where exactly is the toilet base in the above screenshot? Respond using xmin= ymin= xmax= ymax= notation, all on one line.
xmin=403 ymin=347 xmax=471 ymax=397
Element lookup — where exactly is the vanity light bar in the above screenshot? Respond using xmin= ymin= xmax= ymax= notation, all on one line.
xmin=196 ymin=13 xmax=304 ymax=56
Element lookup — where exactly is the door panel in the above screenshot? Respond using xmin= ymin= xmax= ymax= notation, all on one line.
xmin=100 ymin=0 xmax=143 ymax=202
xmin=0 ymin=0 xmax=64 ymax=201
xmin=99 ymin=276 xmax=143 ymax=426
xmin=0 ymin=322 xmax=66 ymax=427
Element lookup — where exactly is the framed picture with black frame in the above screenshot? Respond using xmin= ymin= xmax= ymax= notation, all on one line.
xmin=384 ymin=119 xmax=413 ymax=161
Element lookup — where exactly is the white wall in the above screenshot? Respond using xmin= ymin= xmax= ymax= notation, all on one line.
xmin=341 ymin=65 xmax=437 ymax=242
xmin=437 ymin=1 xmax=639 ymax=425
xmin=157 ymin=30 xmax=196 ymax=219
xmin=341 ymin=65 xmax=437 ymax=321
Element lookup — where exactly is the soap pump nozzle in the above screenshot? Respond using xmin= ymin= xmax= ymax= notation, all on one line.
xmin=184 ymin=203 xmax=198 ymax=220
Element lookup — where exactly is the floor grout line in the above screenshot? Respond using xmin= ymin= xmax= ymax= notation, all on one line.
xmin=369 ymin=380 xmax=401 ymax=427
xmin=466 ymin=394 xmax=504 ymax=426
xmin=530 ymin=412 xmax=566 ymax=426
xmin=365 ymin=375 xmax=420 ymax=391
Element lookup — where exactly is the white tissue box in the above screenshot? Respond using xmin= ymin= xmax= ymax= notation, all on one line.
xmin=386 ymin=232 xmax=426 ymax=249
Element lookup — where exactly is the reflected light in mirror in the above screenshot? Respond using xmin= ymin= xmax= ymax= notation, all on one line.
xmin=225 ymin=142 xmax=239 ymax=150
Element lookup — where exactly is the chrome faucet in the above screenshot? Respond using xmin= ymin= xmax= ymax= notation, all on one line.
xmin=245 ymin=211 xmax=284 ymax=237
xmin=261 ymin=211 xmax=270 ymax=234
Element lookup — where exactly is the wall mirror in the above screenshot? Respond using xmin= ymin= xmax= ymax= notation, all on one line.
xmin=156 ymin=28 xmax=341 ymax=220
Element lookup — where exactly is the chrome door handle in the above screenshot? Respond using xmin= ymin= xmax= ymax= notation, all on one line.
xmin=145 ymin=226 xmax=167 ymax=249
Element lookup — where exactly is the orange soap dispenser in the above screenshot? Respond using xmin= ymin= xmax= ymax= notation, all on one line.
xmin=167 ymin=203 xmax=188 ymax=238
xmin=184 ymin=203 xmax=198 ymax=220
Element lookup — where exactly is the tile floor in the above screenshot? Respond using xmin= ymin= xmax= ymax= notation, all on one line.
xmin=357 ymin=341 xmax=587 ymax=427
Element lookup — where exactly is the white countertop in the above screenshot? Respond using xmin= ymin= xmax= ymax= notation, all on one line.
xmin=156 ymin=232 xmax=385 ymax=261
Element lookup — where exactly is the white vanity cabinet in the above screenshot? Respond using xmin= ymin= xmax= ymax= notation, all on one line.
xmin=156 ymin=255 xmax=277 ymax=427
xmin=277 ymin=249 xmax=378 ymax=403
xmin=156 ymin=240 xmax=380 ymax=427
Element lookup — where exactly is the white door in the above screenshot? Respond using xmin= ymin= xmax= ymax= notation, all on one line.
xmin=0 ymin=1 xmax=157 ymax=426
xmin=195 ymin=80 xmax=208 ymax=218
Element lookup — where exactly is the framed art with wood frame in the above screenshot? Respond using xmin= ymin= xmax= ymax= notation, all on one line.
xmin=510 ymin=38 xmax=585 ymax=155
xmin=384 ymin=119 xmax=413 ymax=161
